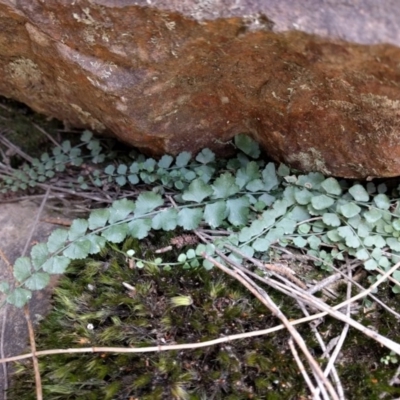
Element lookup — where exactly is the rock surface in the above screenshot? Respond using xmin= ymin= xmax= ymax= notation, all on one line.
xmin=1 ymin=1 xmax=400 ymax=177
xmin=0 ymin=202 xmax=58 ymax=399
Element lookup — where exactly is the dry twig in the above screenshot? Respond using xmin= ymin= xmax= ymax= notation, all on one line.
xmin=202 ymin=252 xmax=340 ymax=400
xmin=288 ymin=338 xmax=319 ymax=399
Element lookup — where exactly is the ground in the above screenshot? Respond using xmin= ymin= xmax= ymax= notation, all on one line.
xmin=1 ymin=96 xmax=400 ymax=399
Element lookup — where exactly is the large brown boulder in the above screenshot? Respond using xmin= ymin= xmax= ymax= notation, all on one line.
xmin=1 ymin=1 xmax=400 ymax=178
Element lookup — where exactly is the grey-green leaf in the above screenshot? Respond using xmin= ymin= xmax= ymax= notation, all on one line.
xmin=117 ymin=164 xmax=128 ymax=175
xmin=196 ymin=148 xmax=215 ymax=164
xmin=321 ymin=177 xmax=342 ymax=195
xmin=86 ymin=234 xmax=107 ymax=254
xmin=355 ymin=249 xmax=370 ymax=261
xmin=363 ymin=209 xmax=382 ymax=224
xmin=273 ymin=199 xmax=290 ymax=217
xmin=287 ymin=205 xmax=310 ymax=222
xmin=175 ymin=151 xmax=192 ymax=167
xmin=13 ymin=257 xmax=32 ymax=282
xmin=7 ymin=288 xmax=32 ymax=308
xmin=363 ymin=235 xmax=386 ymax=248
xmin=308 ymin=235 xmax=321 ymax=250
xmin=364 ymin=259 xmax=378 ymax=270
xmin=322 ymin=213 xmax=341 ymax=227
xmin=0 ymin=282 xmax=9 ymax=293
xmin=237 ymin=162 xmax=260 ymax=188
xmin=30 ymin=243 xmax=49 ymax=270
xmin=212 ymin=173 xmax=239 ymax=199
xmin=226 ymin=197 xmax=250 ymax=226
xmin=349 ymin=184 xmax=369 ymax=202
xmin=294 ymin=189 xmax=313 ymax=205
xmin=116 ymin=175 xmax=127 ymax=186
xmin=128 ymin=174 xmax=139 ymax=185
xmin=374 ymin=194 xmax=390 ymax=210
xmin=152 ymin=209 xmax=178 ymax=231
xmin=266 ymin=227 xmax=285 ymax=244
xmin=239 ymin=218 xmax=271 ymax=243
xmin=47 ymin=229 xmax=69 ymax=253
xmin=386 ymin=237 xmax=400 ymax=252
xmin=178 ymin=208 xmax=203 ymax=230
xmin=63 ymin=239 xmax=92 ymax=259
xmin=246 ymin=179 xmax=265 ymax=192
xmin=340 ymin=203 xmax=361 ymax=218
xmin=337 ymin=226 xmax=360 ymax=248
xmin=252 ymin=238 xmax=270 ymax=252
xmin=293 ymin=236 xmax=307 ymax=248
xmin=182 ymin=178 xmax=213 ymax=203
xmin=137 ymin=192 xmax=164 ymax=217
xmin=81 ymin=130 xmax=93 ymax=142
xmin=277 ymin=164 xmax=290 ymax=177
xmin=129 ymin=218 xmax=152 ymax=239
xmin=234 ymin=134 xmax=260 ymax=158
xmin=42 ymin=256 xmax=71 ymax=274
xmin=101 ymin=223 xmax=129 ymax=243
xmin=88 ymin=208 xmax=110 ymax=230
xmin=110 ymin=198 xmax=136 ymax=222
xmin=327 ymin=229 xmax=341 ymax=242
xmin=311 ymin=195 xmax=335 ymax=210
xmin=276 ymin=218 xmax=297 ymax=234
xmin=104 ymin=165 xmax=115 ymax=175
xmin=298 ymin=224 xmax=311 ymax=234
xmin=68 ymin=218 xmax=88 ymax=241
xmin=24 ymin=272 xmax=50 ymax=291
xmin=204 ymin=201 xmax=227 ymax=228
xmin=262 ymin=163 xmax=279 ymax=191
xmin=158 ymin=154 xmax=174 ymax=169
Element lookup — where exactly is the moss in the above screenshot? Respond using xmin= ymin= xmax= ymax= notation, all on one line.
xmin=2 ymin=101 xmax=400 ymax=397
xmin=0 ymin=96 xmax=62 ymax=160
xmin=9 ymin=234 xmax=400 ymax=399
xmin=9 ymin=237 xmax=308 ymax=399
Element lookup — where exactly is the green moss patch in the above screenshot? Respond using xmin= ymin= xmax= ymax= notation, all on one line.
xmin=9 ymin=237 xmax=304 ymax=399
xmin=8 ymin=237 xmax=400 ymax=399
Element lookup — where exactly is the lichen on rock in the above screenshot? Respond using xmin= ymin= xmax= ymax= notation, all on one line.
xmin=1 ymin=1 xmax=400 ymax=178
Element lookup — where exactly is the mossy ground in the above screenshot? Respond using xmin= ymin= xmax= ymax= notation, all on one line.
xmin=0 ymin=97 xmax=62 ymax=160
xmin=2 ymin=96 xmax=400 ymax=399
xmin=8 ymin=235 xmax=303 ymax=399
xmin=8 ymin=234 xmax=400 ymax=399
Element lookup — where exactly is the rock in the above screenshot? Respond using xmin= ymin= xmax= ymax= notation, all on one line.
xmin=0 ymin=202 xmax=59 ymax=399
xmin=136 ymin=0 xmax=400 ymax=46
xmin=1 ymin=1 xmax=400 ymax=178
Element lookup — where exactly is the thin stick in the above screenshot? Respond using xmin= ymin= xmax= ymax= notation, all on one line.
xmin=32 ymin=123 xmax=61 ymax=148
xmin=296 ymin=298 xmax=343 ymax=400
xmin=0 ymin=310 xmax=352 ymax=365
xmin=0 ymin=249 xmax=13 ymax=400
xmin=262 ymin=264 xmax=400 ymax=354
xmin=200 ymin=235 xmax=400 ymax=357
xmin=324 ymin=266 xmax=352 ymax=379
xmin=288 ymin=338 xmax=319 ymax=399
xmin=35 ymin=183 xmax=114 ymax=203
xmin=224 ymin=244 xmax=400 ymax=353
xmin=0 ymin=135 xmax=34 ymax=163
xmin=0 ymin=306 xmax=7 ymax=400
xmin=21 ymin=187 xmax=51 ymax=257
xmin=202 ymin=252 xmax=340 ymax=400
xmin=24 ymin=306 xmax=42 ymax=400
xmin=18 ymin=187 xmax=51 ymax=400
xmin=281 ymin=245 xmax=400 ymax=319
xmin=314 ymin=264 xmax=353 ymax=400
xmin=0 ymin=194 xmax=63 ymax=204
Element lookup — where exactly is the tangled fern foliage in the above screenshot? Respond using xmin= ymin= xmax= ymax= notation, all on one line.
xmin=2 ymin=131 xmax=400 ymax=307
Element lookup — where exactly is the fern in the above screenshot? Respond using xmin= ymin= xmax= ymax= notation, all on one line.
xmin=2 ymin=132 xmax=400 ymax=307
